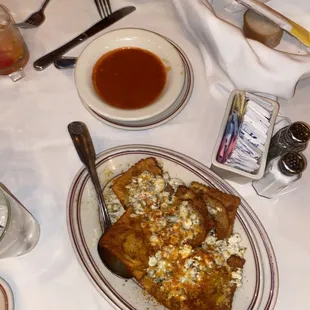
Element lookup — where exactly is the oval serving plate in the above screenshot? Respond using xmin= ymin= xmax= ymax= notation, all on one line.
xmin=67 ymin=145 xmax=279 ymax=310
xmin=83 ymin=35 xmax=194 ymax=131
xmin=0 ymin=277 xmax=14 ymax=310
xmin=75 ymin=28 xmax=185 ymax=122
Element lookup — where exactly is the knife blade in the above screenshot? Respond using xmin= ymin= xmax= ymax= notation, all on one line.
xmin=33 ymin=6 xmax=136 ymax=71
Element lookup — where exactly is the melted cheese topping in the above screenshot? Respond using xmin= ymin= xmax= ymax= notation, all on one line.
xmin=103 ymin=185 xmax=124 ymax=224
xmin=126 ymin=171 xmax=203 ymax=248
xmin=203 ymin=233 xmax=246 ymax=261
xmin=145 ymin=230 xmax=246 ymax=297
xmin=202 ymin=232 xmax=246 ymax=287
xmin=107 ymin=168 xmax=246 ymax=305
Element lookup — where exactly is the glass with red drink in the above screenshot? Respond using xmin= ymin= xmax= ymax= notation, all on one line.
xmin=0 ymin=5 xmax=29 ymax=81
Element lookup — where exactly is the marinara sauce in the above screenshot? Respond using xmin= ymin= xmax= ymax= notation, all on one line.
xmin=92 ymin=47 xmax=167 ymax=110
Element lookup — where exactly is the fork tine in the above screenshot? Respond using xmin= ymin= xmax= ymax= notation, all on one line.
xmin=104 ymin=0 xmax=112 ymax=15
xmin=100 ymin=0 xmax=108 ymax=18
xmin=100 ymin=0 xmax=109 ymax=17
xmin=107 ymin=0 xmax=112 ymax=15
xmin=94 ymin=0 xmax=104 ymax=18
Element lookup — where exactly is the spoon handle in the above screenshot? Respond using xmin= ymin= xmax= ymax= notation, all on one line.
xmin=41 ymin=0 xmax=52 ymax=11
xmin=68 ymin=121 xmax=112 ymax=230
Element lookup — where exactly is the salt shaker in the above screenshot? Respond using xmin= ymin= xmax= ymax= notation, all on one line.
xmin=268 ymin=121 xmax=310 ymax=161
xmin=252 ymin=152 xmax=306 ymax=199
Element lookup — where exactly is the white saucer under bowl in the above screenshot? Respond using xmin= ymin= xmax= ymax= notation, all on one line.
xmin=82 ymin=35 xmax=194 ymax=130
xmin=75 ymin=28 xmax=185 ymax=122
xmin=0 ymin=277 xmax=14 ymax=310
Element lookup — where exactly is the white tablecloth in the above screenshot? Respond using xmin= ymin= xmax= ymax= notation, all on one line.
xmin=0 ymin=0 xmax=309 ymax=309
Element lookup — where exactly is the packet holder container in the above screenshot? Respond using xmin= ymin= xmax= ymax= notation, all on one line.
xmin=211 ymin=89 xmax=279 ymax=182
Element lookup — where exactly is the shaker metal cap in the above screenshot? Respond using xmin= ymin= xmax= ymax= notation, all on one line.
xmin=288 ymin=122 xmax=310 ymax=143
xmin=279 ymin=152 xmax=307 ymax=175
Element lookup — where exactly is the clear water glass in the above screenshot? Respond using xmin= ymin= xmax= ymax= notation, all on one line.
xmin=0 ymin=187 xmax=40 ymax=258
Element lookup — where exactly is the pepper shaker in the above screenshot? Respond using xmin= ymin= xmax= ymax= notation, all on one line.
xmin=252 ymin=152 xmax=307 ymax=199
xmin=268 ymin=121 xmax=310 ymax=161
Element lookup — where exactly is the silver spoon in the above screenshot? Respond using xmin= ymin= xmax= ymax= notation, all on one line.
xmin=68 ymin=121 xmax=132 ymax=279
xmin=16 ymin=0 xmax=51 ymax=29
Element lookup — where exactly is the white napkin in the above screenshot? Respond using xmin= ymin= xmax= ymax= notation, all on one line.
xmin=171 ymin=0 xmax=310 ymax=99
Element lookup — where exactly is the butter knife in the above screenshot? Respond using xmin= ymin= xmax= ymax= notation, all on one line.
xmin=33 ymin=6 xmax=136 ymax=71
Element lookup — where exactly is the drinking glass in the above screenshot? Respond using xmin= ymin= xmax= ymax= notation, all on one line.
xmin=0 ymin=5 xmax=29 ymax=81
xmin=0 ymin=187 xmax=40 ymax=258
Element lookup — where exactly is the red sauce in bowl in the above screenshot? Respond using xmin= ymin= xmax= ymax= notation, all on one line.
xmin=92 ymin=47 xmax=167 ymax=110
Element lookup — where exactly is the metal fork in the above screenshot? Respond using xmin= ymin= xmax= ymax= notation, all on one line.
xmin=16 ymin=0 xmax=51 ymax=29
xmin=94 ymin=0 xmax=112 ymax=19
